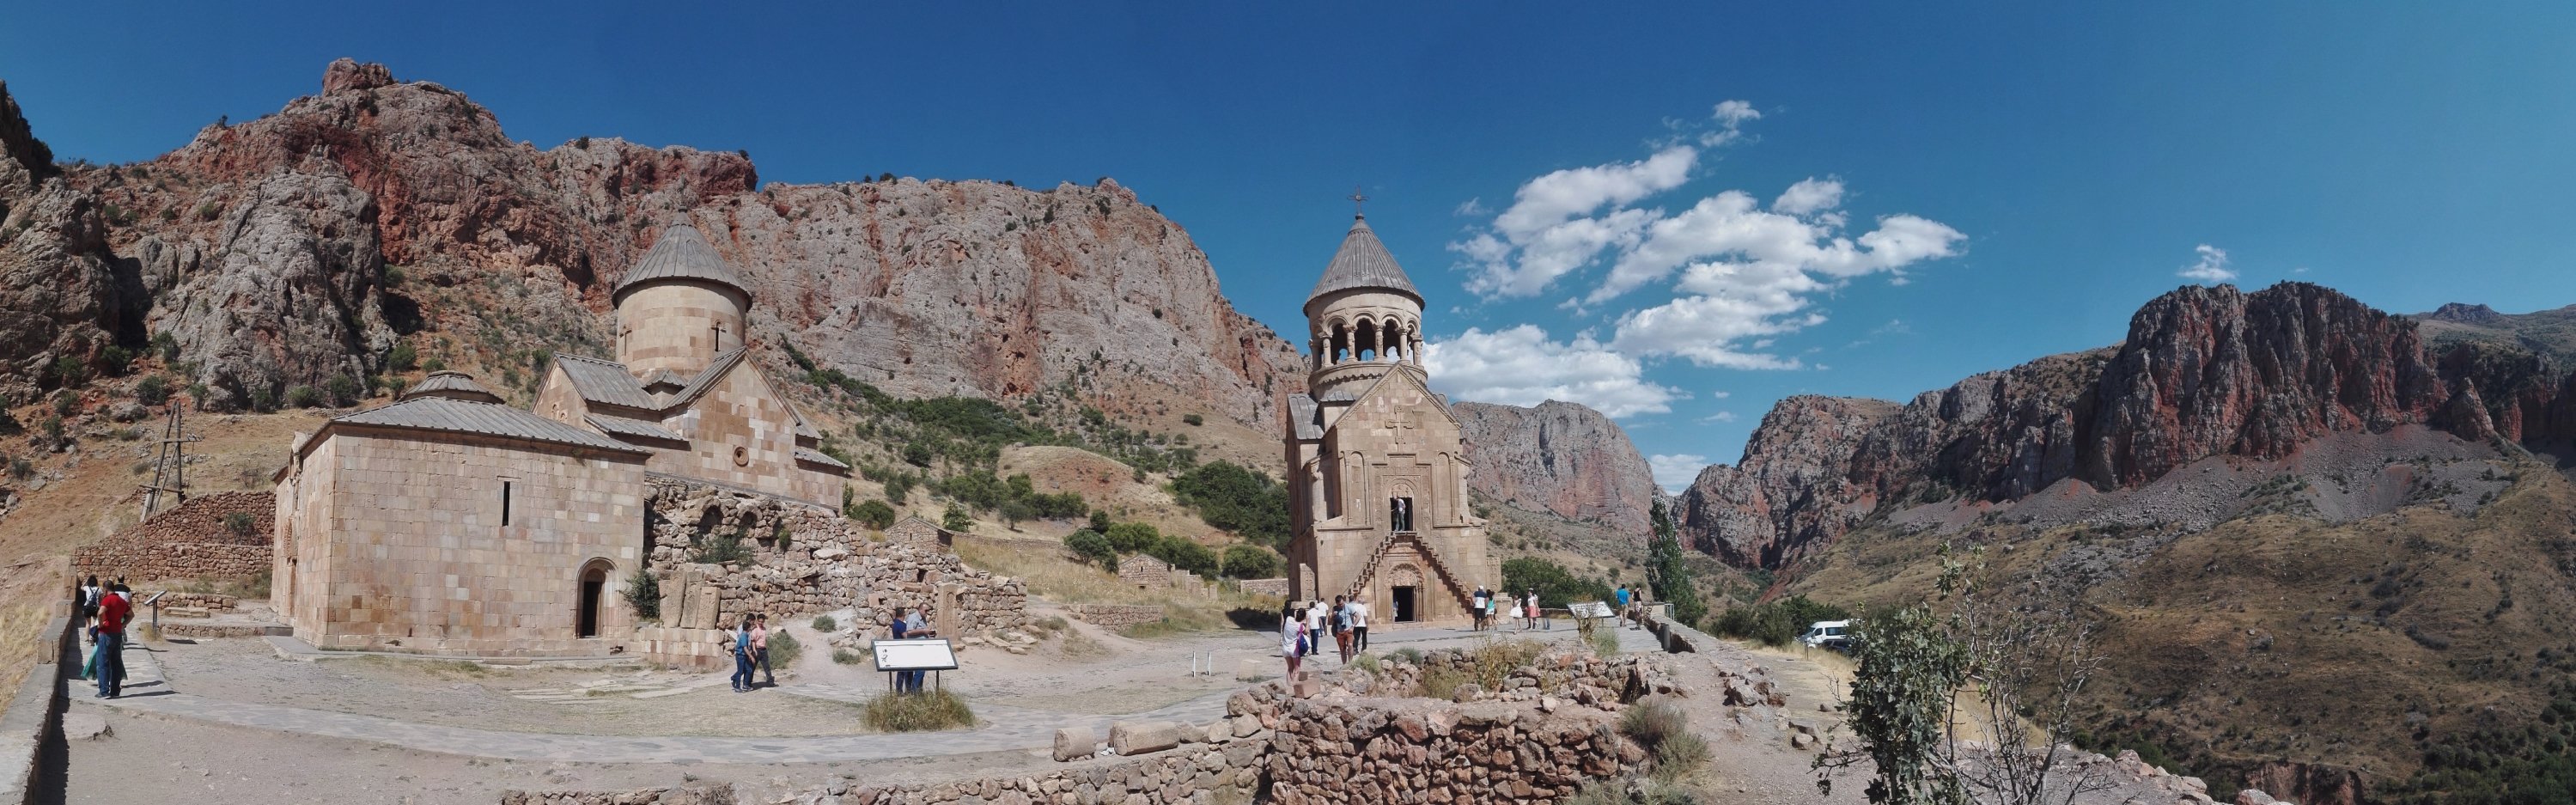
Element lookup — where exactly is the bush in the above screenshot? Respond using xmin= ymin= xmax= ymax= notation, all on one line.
xmin=40 ymin=417 xmax=64 ymax=445
xmin=941 ymin=503 xmax=973 ymax=532
xmin=831 ymin=648 xmax=866 ymax=665
xmin=284 ymin=385 xmax=322 ymax=409
xmin=766 ymin=630 xmax=802 ymax=669
xmin=1501 ymin=557 xmax=1614 ymax=609
xmin=695 ymin=528 xmax=750 ymax=564
xmin=863 ymin=689 xmax=975 ymax=732
xmin=53 ymin=390 xmax=79 ymax=417
xmin=1064 ymin=530 xmax=1117 ymax=570
xmin=850 ymin=499 xmax=897 ymax=530
xmin=1148 ymin=535 xmax=1220 ymax=576
xmin=1169 ymin=460 xmax=1290 ymax=551
xmin=325 ymin=375 xmax=362 ymax=406
xmin=250 ymin=387 xmax=278 ymax=412
xmin=134 ymin=375 xmax=169 ymax=406
xmin=99 ymin=346 xmax=132 ymax=377
xmin=387 ymin=343 xmax=418 ymax=372
xmin=1181 ymin=413 xmax=1203 ymax=426
xmin=1221 ymin=544 xmax=1282 ymax=579
xmin=1104 ymin=521 xmax=1161 ymax=554
xmin=152 ymin=332 xmax=180 ymax=362
xmin=419 ymin=356 xmax=446 ymax=373
xmin=811 ymin=615 xmax=837 ymax=632
xmin=1708 ymin=595 xmax=1851 ymax=648
xmin=222 ymin=512 xmax=256 ymax=538
xmin=48 ymin=356 xmax=87 ymax=389
xmin=902 ymin=442 xmax=934 ymax=467
xmin=6 ymin=457 xmax=31 ymax=480
xmin=624 ymin=568 xmax=661 ymax=622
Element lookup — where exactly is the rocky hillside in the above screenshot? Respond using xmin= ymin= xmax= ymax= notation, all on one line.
xmin=1452 ymin=399 xmax=1659 ymax=541
xmin=0 ymin=60 xmax=1305 ymax=427
xmin=2410 ymin=301 xmax=2576 ymax=368
xmin=1678 ymin=282 xmax=2576 ymax=570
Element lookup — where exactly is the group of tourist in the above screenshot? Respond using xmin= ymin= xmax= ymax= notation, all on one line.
xmin=1468 ymin=587 xmax=1549 ymax=631
xmin=1277 ymin=595 xmax=1371 ymax=677
xmin=728 ymin=613 xmax=778 ymax=692
xmin=886 ymin=606 xmax=935 ymax=693
xmin=76 ymin=576 xmax=132 ymax=699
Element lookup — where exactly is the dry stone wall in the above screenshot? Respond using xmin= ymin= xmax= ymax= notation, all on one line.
xmin=1237 ymin=577 xmax=1288 ymax=598
xmin=1068 ymin=604 xmax=1165 ymax=628
xmin=71 ymin=491 xmax=275 ymax=582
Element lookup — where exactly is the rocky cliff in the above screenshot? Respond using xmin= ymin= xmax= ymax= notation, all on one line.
xmin=1452 ymin=399 xmax=1659 ymax=540
xmin=1681 ymin=282 xmax=2576 ymax=569
xmin=0 ymin=60 xmax=1306 ymax=425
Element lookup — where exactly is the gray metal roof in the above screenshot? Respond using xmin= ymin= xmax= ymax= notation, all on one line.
xmin=555 ymin=353 xmax=661 ymax=411
xmin=1288 ymin=393 xmax=1323 ymax=441
xmin=1318 ymin=387 xmax=1358 ymax=403
xmin=332 ymin=397 xmax=646 ymax=454
xmin=586 ymin=413 xmax=685 ymax=442
xmin=402 ymin=371 xmax=503 ymax=404
xmin=656 ymin=347 xmax=749 ymax=408
xmin=1307 ymin=216 xmax=1422 ymax=304
xmin=794 ymin=447 xmax=850 ymax=470
xmin=613 ymin=223 xmax=749 ymax=300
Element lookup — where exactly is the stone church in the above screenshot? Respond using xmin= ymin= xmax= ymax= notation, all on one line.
xmin=1282 ymin=215 xmax=1496 ymax=625
xmin=270 ymin=222 xmax=850 ymax=655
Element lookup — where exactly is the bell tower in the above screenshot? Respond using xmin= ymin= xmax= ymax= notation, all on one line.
xmin=612 ymin=221 xmax=752 ymax=376
xmin=1303 ymin=212 xmax=1427 ymax=410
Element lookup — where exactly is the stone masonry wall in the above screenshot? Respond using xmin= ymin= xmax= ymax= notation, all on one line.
xmin=1068 ymin=604 xmax=1166 ymax=628
xmin=1238 ymin=577 xmax=1288 ymax=598
xmin=72 ymin=491 xmax=275 ymax=582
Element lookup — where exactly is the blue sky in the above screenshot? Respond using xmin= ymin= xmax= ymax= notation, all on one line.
xmin=9 ymin=3 xmax=2576 ymax=490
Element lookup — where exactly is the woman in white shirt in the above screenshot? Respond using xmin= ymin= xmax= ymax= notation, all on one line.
xmin=1279 ymin=603 xmax=1306 ymax=681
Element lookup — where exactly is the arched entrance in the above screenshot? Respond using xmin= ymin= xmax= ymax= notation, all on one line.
xmin=577 ymin=559 xmax=614 ymax=638
xmin=1388 ymin=563 xmax=1423 ymax=623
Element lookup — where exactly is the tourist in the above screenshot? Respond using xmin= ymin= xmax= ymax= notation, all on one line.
xmin=1347 ymin=596 xmax=1369 ymax=652
xmin=78 ymin=576 xmax=99 ymax=625
xmin=1616 ymin=585 xmax=1634 ymax=630
xmin=899 ymin=607 xmax=935 ymax=692
xmin=1302 ymin=599 xmax=1327 ymax=657
xmin=730 ymin=616 xmax=756 ymax=692
xmin=1331 ymin=595 xmax=1355 ymax=663
xmin=94 ymin=582 xmax=129 ymax=698
xmin=1279 ymin=603 xmax=1306 ymax=681
xmin=750 ymin=613 xmax=774 ymax=688
xmin=1524 ymin=589 xmax=1541 ymax=631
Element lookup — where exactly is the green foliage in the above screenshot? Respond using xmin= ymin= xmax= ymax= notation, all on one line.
xmin=222 ymin=512 xmax=256 ymax=539
xmin=930 ymin=470 xmax=1085 ymax=520
xmin=1220 ymin=544 xmax=1282 ymax=579
xmin=2382 ymin=683 xmax=2576 ymax=804
xmin=695 ymin=528 xmax=750 ymax=564
xmin=1501 ymin=556 xmax=1614 ymax=609
xmin=387 ymin=342 xmax=418 ymax=372
xmin=1622 ymin=698 xmax=1708 ymax=782
xmin=831 ymin=648 xmax=866 ymax=665
xmin=850 ymin=499 xmax=897 ymax=530
xmin=40 ymin=416 xmax=65 ymax=444
xmin=134 ymin=375 xmax=169 ymax=406
xmin=1181 ymin=413 xmax=1203 ymax=426
xmin=811 ymin=615 xmax=837 ymax=632
xmin=902 ymin=442 xmax=934 ymax=467
xmin=766 ymin=630 xmax=802 ymax=668
xmin=941 ymin=503 xmax=973 ymax=532
xmin=1147 ymin=534 xmax=1220 ymax=576
xmin=48 ymin=356 xmax=86 ymax=389
xmin=98 ymin=345 xmax=132 ymax=377
xmin=152 ymin=331 xmax=180 ymax=362
xmin=862 ymin=689 xmax=975 ymax=732
xmin=1064 ymin=529 xmax=1117 ymax=570
xmin=6 ymin=456 xmax=31 ymax=480
xmin=1710 ymin=595 xmax=1853 ymax=648
xmin=325 ymin=375 xmax=362 ymax=406
xmin=1089 ymin=510 xmax=1111 ymax=533
xmin=52 ymin=390 xmax=79 ymax=417
xmin=624 ymin=568 xmax=661 ymax=622
xmin=1647 ymin=500 xmax=1706 ymax=627
xmin=420 ymin=356 xmax=447 ymax=373
xmin=1104 ymin=522 xmax=1161 ymax=554
xmin=250 ymin=387 xmax=278 ymax=412
xmin=1169 ymin=460 xmax=1290 ymax=551
xmin=1827 ymin=605 xmax=1971 ymax=805
xmin=883 ymin=473 xmax=913 ymax=504
xmin=284 ymin=385 xmax=323 ymax=408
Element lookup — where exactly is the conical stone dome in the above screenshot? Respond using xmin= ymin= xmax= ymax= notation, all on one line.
xmin=1307 ymin=216 xmax=1422 ymax=306
xmin=612 ymin=223 xmax=749 ymax=302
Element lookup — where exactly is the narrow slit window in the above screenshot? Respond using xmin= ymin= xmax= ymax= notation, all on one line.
xmin=502 ymin=481 xmax=513 ymax=526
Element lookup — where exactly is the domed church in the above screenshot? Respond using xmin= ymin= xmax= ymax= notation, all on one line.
xmin=271 ymin=221 xmax=848 ymax=656
xmin=1282 ymin=213 xmax=1497 ymax=625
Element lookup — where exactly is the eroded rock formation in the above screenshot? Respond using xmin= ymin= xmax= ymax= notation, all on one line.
xmin=1453 ymin=399 xmax=1659 ymax=540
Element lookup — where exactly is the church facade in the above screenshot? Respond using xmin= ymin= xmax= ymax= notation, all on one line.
xmin=1282 ymin=215 xmax=1496 ymax=625
xmin=271 ymin=222 xmax=849 ymax=655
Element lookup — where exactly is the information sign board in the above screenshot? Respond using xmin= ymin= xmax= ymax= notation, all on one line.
xmin=873 ymin=638 xmax=959 ymax=671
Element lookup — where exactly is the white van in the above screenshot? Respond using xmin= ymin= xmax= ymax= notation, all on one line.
xmin=1799 ymin=620 xmax=1852 ymax=651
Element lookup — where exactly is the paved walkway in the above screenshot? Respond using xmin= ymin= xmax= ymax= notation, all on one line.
xmin=82 ymin=620 xmax=1653 ymax=765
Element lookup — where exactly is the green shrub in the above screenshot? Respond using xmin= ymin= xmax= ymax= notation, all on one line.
xmin=1501 ymin=556 xmax=1614 ymax=609
xmin=386 ymin=343 xmax=418 ymax=372
xmin=284 ymin=385 xmax=322 ymax=408
xmin=1064 ymin=530 xmax=1117 ymax=570
xmin=766 ymin=630 xmax=801 ymax=668
xmin=1708 ymin=595 xmax=1851 ymax=648
xmin=52 ymin=390 xmax=79 ymax=417
xmin=811 ymin=615 xmax=837 ymax=632
xmin=152 ymin=332 xmax=180 ymax=362
xmin=850 ymin=499 xmax=896 ymax=529
xmin=419 ymin=356 xmax=446 ymax=373
xmin=40 ymin=416 xmax=64 ymax=444
xmin=1104 ymin=522 xmax=1160 ymax=554
xmin=1170 ymin=460 xmax=1290 ymax=551
xmin=98 ymin=346 xmax=132 ymax=377
xmin=831 ymin=648 xmax=866 ymax=665
xmin=134 ymin=375 xmax=169 ymax=406
xmin=941 ymin=503 xmax=972 ymax=532
xmin=695 ymin=528 xmax=750 ymax=564
xmin=1181 ymin=413 xmax=1203 ymax=426
xmin=1221 ymin=544 xmax=1282 ymax=579
xmin=624 ymin=568 xmax=661 ymax=622
xmin=0 ymin=409 xmax=20 ymax=436
xmin=324 ymin=375 xmax=362 ymax=406
xmin=863 ymin=689 xmax=975 ymax=732
xmin=1148 ymin=534 xmax=1220 ymax=576
xmin=223 ymin=512 xmax=257 ymax=538
xmin=902 ymin=442 xmax=934 ymax=467
xmin=49 ymin=356 xmax=87 ymax=388
xmin=6 ymin=457 xmax=31 ymax=480
xmin=250 ymin=387 xmax=278 ymax=412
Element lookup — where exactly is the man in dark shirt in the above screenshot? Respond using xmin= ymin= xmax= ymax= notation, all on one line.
xmin=94 ymin=583 xmax=130 ymax=698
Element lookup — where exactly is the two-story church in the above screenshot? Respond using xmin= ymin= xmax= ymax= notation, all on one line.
xmin=1282 ymin=214 xmax=1496 ymax=625
xmin=270 ymin=221 xmax=849 ymax=656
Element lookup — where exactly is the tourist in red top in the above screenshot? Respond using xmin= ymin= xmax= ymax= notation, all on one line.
xmin=94 ymin=582 xmax=130 ymax=698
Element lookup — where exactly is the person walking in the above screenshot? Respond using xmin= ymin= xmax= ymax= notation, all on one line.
xmin=1302 ymin=600 xmax=1327 ymax=657
xmin=1331 ymin=595 xmax=1355 ymax=662
xmin=1348 ymin=596 xmax=1370 ymax=652
xmin=1279 ymin=603 xmax=1307 ymax=682
xmin=1616 ymin=585 xmax=1634 ymax=630
xmin=1471 ymin=586 xmax=1489 ymax=631
xmin=93 ymin=582 xmax=130 ymax=698
xmin=750 ymin=613 xmax=775 ymax=688
xmin=729 ymin=616 xmax=756 ymax=692
xmin=1523 ymin=590 xmax=1541 ymax=631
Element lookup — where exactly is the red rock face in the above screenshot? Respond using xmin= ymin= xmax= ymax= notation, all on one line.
xmin=1452 ymin=399 xmax=1659 ymax=540
xmin=0 ymin=61 xmax=1304 ymax=424
xmin=1678 ymin=282 xmax=2575 ymax=570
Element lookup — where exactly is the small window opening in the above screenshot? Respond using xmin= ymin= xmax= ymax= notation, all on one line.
xmin=502 ymin=481 xmax=514 ymax=526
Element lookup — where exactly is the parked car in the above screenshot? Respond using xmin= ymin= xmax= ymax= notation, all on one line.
xmin=1800 ymin=619 xmax=1852 ymax=651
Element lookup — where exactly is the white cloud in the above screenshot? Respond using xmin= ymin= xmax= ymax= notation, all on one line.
xmin=2178 ymin=244 xmax=2236 ymax=283
xmin=1422 ymin=325 xmax=1684 ymax=418
xmin=1710 ymin=390 xmax=1732 ymax=399
xmin=1454 ymin=198 xmax=1488 ymax=216
xmin=1772 ymin=177 xmax=1843 ymax=216
xmin=1648 ymin=454 xmax=1711 ymax=494
xmin=1695 ymin=411 xmax=1738 ymax=424
xmin=1702 ymin=101 xmax=1763 ymax=146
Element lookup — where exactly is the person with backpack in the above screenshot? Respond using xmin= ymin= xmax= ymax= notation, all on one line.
xmin=1330 ymin=595 xmax=1355 ymax=662
xmin=1280 ymin=602 xmax=1308 ymax=681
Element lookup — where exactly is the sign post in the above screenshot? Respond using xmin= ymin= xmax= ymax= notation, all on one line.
xmin=872 ymin=637 xmax=959 ymax=693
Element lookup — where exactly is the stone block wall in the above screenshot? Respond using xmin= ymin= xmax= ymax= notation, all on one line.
xmin=1238 ymin=577 xmax=1288 ymax=598
xmin=1117 ymin=555 xmax=1172 ymax=588
xmin=630 ymin=625 xmax=734 ymax=672
xmin=1069 ymin=604 xmax=1165 ymax=628
xmin=72 ymin=491 xmax=276 ymax=582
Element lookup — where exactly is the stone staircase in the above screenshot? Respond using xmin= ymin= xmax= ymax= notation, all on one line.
xmin=1343 ymin=531 xmax=1471 ymax=608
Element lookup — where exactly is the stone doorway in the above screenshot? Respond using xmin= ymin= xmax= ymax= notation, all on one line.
xmin=578 ymin=560 xmax=612 ymax=638
xmin=1392 ymin=586 xmax=1416 ymax=623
